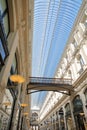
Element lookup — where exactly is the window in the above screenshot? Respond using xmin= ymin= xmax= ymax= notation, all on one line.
xmin=0 ymin=38 xmax=5 ymax=60
xmin=11 ymin=54 xmax=18 ymax=74
xmin=0 ymin=0 xmax=7 ymax=14
xmin=0 ymin=0 xmax=10 ymax=37
xmin=65 ymin=103 xmax=71 ymax=116
xmin=0 ymin=33 xmax=9 ymax=70
xmin=3 ymin=13 xmax=9 ymax=36
xmin=74 ymin=41 xmax=77 ymax=48
xmin=77 ymin=54 xmax=84 ymax=74
xmin=0 ymin=0 xmax=9 ymax=70
xmin=80 ymin=55 xmax=84 ymax=67
xmin=73 ymin=95 xmax=83 ymax=112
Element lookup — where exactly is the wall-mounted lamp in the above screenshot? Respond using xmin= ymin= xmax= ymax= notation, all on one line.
xmin=67 ymin=117 xmax=72 ymax=121
xmin=10 ymin=75 xmax=25 ymax=83
xmin=23 ymin=112 xmax=29 ymax=116
xmin=3 ymin=102 xmax=11 ymax=106
xmin=3 ymin=102 xmax=11 ymax=111
xmin=60 ymin=119 xmax=64 ymax=122
xmin=79 ymin=112 xmax=84 ymax=116
xmin=20 ymin=103 xmax=28 ymax=108
xmin=7 ymin=75 xmax=25 ymax=130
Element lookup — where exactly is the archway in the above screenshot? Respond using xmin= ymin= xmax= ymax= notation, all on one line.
xmin=65 ymin=103 xmax=73 ymax=130
xmin=72 ymin=95 xmax=85 ymax=130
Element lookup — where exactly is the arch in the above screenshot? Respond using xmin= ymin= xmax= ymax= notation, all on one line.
xmin=68 ymin=70 xmax=71 ymax=74
xmin=76 ymin=54 xmax=81 ymax=61
xmin=76 ymin=54 xmax=84 ymax=65
xmin=67 ymin=69 xmax=72 ymax=79
xmin=65 ymin=103 xmax=73 ymax=130
xmin=32 ymin=112 xmax=38 ymax=117
xmin=73 ymin=95 xmax=82 ymax=103
xmin=72 ymin=95 xmax=83 ymax=113
xmin=65 ymin=103 xmax=71 ymax=119
xmin=72 ymin=95 xmax=85 ymax=130
xmin=63 ymin=57 xmax=67 ymax=66
xmin=65 ymin=103 xmax=70 ymax=110
xmin=76 ymin=54 xmax=84 ymax=74
xmin=59 ymin=107 xmax=64 ymax=115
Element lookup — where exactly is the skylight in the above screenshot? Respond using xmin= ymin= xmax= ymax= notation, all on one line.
xmin=31 ymin=0 xmax=82 ymax=110
xmin=32 ymin=0 xmax=82 ymax=77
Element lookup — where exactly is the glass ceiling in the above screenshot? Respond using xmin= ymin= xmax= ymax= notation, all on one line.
xmin=31 ymin=0 xmax=82 ymax=110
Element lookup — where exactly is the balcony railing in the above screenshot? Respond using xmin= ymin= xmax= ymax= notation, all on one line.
xmin=29 ymin=77 xmax=72 ymax=86
xmin=27 ymin=77 xmax=73 ymax=95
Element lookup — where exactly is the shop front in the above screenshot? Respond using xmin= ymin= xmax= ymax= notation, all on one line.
xmin=65 ymin=103 xmax=73 ymax=130
xmin=73 ymin=95 xmax=85 ymax=130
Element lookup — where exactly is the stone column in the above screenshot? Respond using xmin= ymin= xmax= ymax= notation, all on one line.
xmin=63 ymin=106 xmax=67 ymax=130
xmin=58 ymin=113 xmax=61 ymax=130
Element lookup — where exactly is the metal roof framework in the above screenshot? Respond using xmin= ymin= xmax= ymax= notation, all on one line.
xmin=31 ymin=0 xmax=82 ymax=108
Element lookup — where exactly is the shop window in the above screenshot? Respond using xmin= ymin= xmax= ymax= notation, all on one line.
xmin=73 ymin=95 xmax=83 ymax=112
xmin=73 ymin=95 xmax=85 ymax=130
xmin=65 ymin=103 xmax=71 ymax=116
xmin=56 ymin=111 xmax=58 ymax=121
xmin=59 ymin=108 xmax=64 ymax=118
xmin=59 ymin=108 xmax=65 ymax=130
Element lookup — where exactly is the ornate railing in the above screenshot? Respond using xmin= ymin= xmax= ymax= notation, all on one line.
xmin=29 ymin=77 xmax=72 ymax=86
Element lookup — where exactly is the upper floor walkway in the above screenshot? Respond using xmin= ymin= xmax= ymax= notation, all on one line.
xmin=27 ymin=77 xmax=74 ymax=95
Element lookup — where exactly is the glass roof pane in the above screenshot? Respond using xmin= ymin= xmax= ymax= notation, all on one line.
xmin=32 ymin=0 xmax=82 ymax=77
xmin=31 ymin=0 xmax=82 ymax=110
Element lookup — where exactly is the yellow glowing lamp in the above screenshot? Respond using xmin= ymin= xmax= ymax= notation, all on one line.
xmin=3 ymin=102 xmax=11 ymax=106
xmin=10 ymin=75 xmax=25 ymax=83
xmin=60 ymin=119 xmax=64 ymax=122
xmin=68 ymin=117 xmax=72 ymax=120
xmin=79 ymin=112 xmax=84 ymax=116
xmin=20 ymin=103 xmax=28 ymax=107
xmin=23 ymin=112 xmax=29 ymax=116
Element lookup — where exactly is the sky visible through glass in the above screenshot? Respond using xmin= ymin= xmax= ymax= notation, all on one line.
xmin=31 ymin=0 xmax=82 ymax=110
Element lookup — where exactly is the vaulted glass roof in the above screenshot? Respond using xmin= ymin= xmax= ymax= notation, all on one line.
xmin=31 ymin=0 xmax=82 ymax=110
